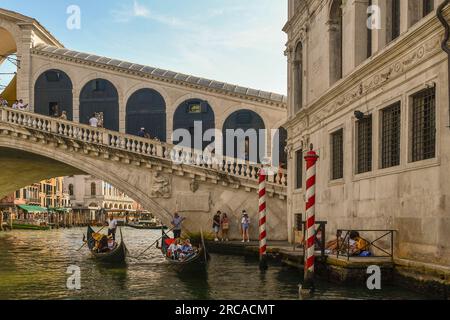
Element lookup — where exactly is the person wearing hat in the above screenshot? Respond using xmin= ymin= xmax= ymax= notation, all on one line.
xmin=138 ymin=127 xmax=146 ymax=137
xmin=241 ymin=212 xmax=250 ymax=243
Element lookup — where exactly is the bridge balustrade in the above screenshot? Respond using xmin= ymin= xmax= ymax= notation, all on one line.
xmin=0 ymin=107 xmax=287 ymax=187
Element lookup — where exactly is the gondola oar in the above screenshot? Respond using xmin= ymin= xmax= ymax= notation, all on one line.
xmin=76 ymin=225 xmax=106 ymax=251
xmin=133 ymin=226 xmax=176 ymax=259
xmin=200 ymin=228 xmax=208 ymax=263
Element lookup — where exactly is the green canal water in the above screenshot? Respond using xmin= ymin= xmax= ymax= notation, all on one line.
xmin=0 ymin=228 xmax=429 ymax=300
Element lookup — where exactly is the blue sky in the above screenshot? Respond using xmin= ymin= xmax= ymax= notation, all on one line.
xmin=0 ymin=0 xmax=287 ymax=94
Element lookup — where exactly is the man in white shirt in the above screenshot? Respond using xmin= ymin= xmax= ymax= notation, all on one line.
xmin=89 ymin=113 xmax=99 ymax=127
xmin=11 ymin=100 xmax=19 ymax=109
xmin=106 ymin=213 xmax=118 ymax=241
xmin=17 ymin=99 xmax=28 ymax=111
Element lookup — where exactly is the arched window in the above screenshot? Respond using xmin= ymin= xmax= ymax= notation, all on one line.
xmin=90 ymin=183 xmax=96 ymax=196
xmin=34 ymin=69 xmax=73 ymax=119
xmin=329 ymin=0 xmax=343 ymax=84
xmin=293 ymin=42 xmax=303 ymax=113
xmin=173 ymin=99 xmax=215 ymax=150
xmin=80 ymin=79 xmax=119 ymax=131
xmin=68 ymin=184 xmax=74 ymax=196
xmin=126 ymin=88 xmax=166 ymax=141
xmin=222 ymin=110 xmax=266 ymax=163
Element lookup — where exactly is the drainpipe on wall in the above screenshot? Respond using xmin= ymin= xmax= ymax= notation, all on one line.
xmin=437 ymin=0 xmax=450 ymax=125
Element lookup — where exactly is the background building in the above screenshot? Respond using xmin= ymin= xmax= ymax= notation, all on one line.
xmin=0 ymin=177 xmax=68 ymax=211
xmin=284 ymin=0 xmax=449 ymax=267
xmin=64 ymin=175 xmax=136 ymax=218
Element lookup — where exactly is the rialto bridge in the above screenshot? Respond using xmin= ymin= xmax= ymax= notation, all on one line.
xmin=0 ymin=8 xmax=289 ymax=240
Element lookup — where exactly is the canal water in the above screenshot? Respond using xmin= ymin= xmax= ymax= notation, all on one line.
xmin=0 ymin=228 xmax=429 ymax=300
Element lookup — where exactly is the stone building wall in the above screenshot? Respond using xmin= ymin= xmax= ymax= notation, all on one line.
xmin=284 ymin=0 xmax=450 ymax=266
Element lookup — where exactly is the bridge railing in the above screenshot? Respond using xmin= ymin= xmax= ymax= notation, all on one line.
xmin=0 ymin=107 xmax=287 ymax=187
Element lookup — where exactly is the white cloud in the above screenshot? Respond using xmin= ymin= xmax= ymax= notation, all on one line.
xmin=133 ymin=0 xmax=150 ymax=18
xmin=111 ymin=1 xmax=184 ymax=27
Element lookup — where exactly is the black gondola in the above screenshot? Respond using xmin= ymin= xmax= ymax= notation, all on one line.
xmin=126 ymin=222 xmax=168 ymax=230
xmin=160 ymin=230 xmax=210 ymax=271
xmin=86 ymin=226 xmax=127 ymax=263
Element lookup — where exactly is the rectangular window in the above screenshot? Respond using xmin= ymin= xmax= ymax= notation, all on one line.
xmin=295 ymin=149 xmax=303 ymax=189
xmin=367 ymin=0 xmax=373 ymax=58
xmin=331 ymin=129 xmax=344 ymax=180
xmin=356 ymin=115 xmax=372 ymax=174
xmin=412 ymin=88 xmax=436 ymax=162
xmin=381 ymin=102 xmax=401 ymax=168
xmin=391 ymin=0 xmax=401 ymax=41
xmin=423 ymin=0 xmax=434 ymax=17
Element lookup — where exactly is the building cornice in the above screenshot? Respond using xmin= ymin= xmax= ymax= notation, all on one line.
xmin=284 ymin=9 xmax=449 ymax=133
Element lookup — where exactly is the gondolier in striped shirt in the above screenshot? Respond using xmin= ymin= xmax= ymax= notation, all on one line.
xmin=107 ymin=213 xmax=118 ymax=241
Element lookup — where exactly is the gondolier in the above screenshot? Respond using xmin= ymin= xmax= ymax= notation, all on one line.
xmin=107 ymin=213 xmax=118 ymax=241
xmin=171 ymin=212 xmax=185 ymax=239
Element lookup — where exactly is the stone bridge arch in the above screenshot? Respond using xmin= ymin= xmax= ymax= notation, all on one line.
xmin=0 ymin=108 xmax=288 ymax=240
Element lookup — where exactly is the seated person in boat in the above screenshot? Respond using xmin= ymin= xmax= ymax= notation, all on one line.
xmin=107 ymin=237 xmax=117 ymax=250
xmin=167 ymin=238 xmax=182 ymax=260
xmin=92 ymin=232 xmax=110 ymax=253
xmin=179 ymin=239 xmax=194 ymax=261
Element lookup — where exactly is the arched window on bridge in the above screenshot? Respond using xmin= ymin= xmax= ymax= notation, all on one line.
xmin=222 ymin=110 xmax=266 ymax=163
xmin=173 ymin=99 xmax=215 ymax=150
xmin=34 ymin=69 xmax=73 ymax=119
xmin=80 ymin=79 xmax=119 ymax=131
xmin=272 ymin=127 xmax=288 ymax=169
xmin=68 ymin=184 xmax=74 ymax=196
xmin=90 ymin=183 xmax=96 ymax=196
xmin=126 ymin=88 xmax=166 ymax=141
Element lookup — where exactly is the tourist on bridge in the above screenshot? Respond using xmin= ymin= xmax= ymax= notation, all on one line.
xmin=138 ymin=127 xmax=146 ymax=137
xmin=171 ymin=212 xmax=185 ymax=239
xmin=0 ymin=96 xmax=8 ymax=107
xmin=89 ymin=113 xmax=99 ymax=127
xmin=241 ymin=212 xmax=250 ymax=243
xmin=106 ymin=213 xmax=118 ymax=241
xmin=60 ymin=111 xmax=68 ymax=120
xmin=17 ymin=99 xmax=28 ymax=111
xmin=212 ymin=211 xmax=221 ymax=242
xmin=11 ymin=100 xmax=18 ymax=109
xmin=220 ymin=212 xmax=230 ymax=242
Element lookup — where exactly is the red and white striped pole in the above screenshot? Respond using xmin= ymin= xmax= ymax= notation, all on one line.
xmin=258 ymin=167 xmax=268 ymax=270
xmin=302 ymin=144 xmax=319 ymax=296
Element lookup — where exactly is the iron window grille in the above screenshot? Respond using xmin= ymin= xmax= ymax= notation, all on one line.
xmin=412 ymin=88 xmax=436 ymax=162
xmin=381 ymin=102 xmax=401 ymax=169
xmin=356 ymin=115 xmax=372 ymax=174
xmin=331 ymin=129 xmax=344 ymax=180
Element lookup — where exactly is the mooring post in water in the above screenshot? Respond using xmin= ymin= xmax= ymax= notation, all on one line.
xmin=258 ymin=166 xmax=268 ymax=271
xmin=300 ymin=144 xmax=319 ymax=299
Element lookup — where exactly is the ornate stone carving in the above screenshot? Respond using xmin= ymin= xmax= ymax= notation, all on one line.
xmin=190 ymin=178 xmax=199 ymax=193
xmin=150 ymin=172 xmax=171 ymax=198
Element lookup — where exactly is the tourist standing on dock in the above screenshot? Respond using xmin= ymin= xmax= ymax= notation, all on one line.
xmin=106 ymin=213 xmax=118 ymax=241
xmin=212 ymin=211 xmax=221 ymax=241
xmin=220 ymin=212 xmax=230 ymax=241
xmin=241 ymin=212 xmax=250 ymax=242
xmin=171 ymin=212 xmax=185 ymax=239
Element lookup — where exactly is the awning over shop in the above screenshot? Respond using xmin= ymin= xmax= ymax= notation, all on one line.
xmin=17 ymin=205 xmax=48 ymax=213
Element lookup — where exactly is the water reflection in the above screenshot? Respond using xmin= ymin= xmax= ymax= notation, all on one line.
xmin=0 ymin=228 xmax=430 ymax=300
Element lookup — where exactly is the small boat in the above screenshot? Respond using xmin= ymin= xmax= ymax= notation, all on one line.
xmin=12 ymin=223 xmax=50 ymax=231
xmin=160 ymin=230 xmax=210 ymax=271
xmin=86 ymin=226 xmax=127 ymax=263
xmin=127 ymin=221 xmax=168 ymax=230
